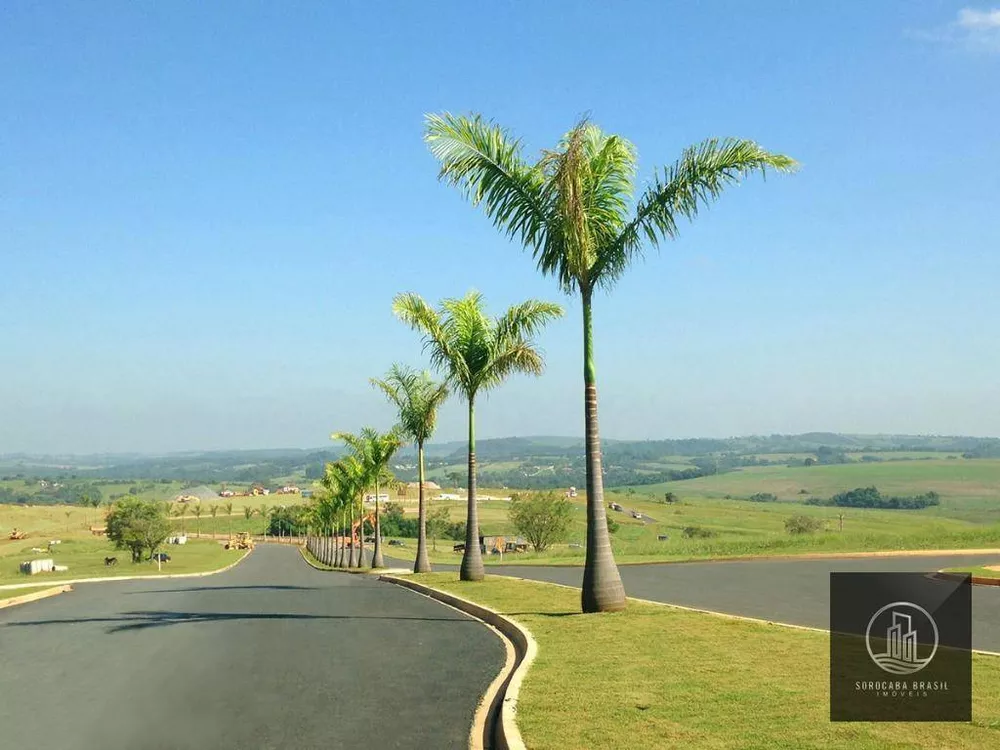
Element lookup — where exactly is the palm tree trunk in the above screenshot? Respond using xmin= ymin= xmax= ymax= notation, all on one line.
xmin=414 ymin=442 xmax=431 ymax=573
xmin=336 ymin=512 xmax=344 ymax=567
xmin=580 ymin=289 xmax=626 ymax=612
xmin=355 ymin=497 xmax=365 ymax=568
xmin=372 ymin=476 xmax=385 ymax=569
xmin=460 ymin=397 xmax=485 ymax=581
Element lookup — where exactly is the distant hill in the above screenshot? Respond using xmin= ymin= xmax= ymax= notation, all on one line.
xmin=3 ymin=433 xmax=999 ymax=488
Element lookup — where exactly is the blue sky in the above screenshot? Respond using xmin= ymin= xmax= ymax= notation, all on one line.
xmin=2 ymin=1 xmax=998 ymax=454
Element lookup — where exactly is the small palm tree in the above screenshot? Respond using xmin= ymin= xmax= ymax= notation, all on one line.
xmin=426 ymin=113 xmax=795 ymax=610
xmin=325 ymin=457 xmax=366 ymax=567
xmin=243 ymin=505 xmax=254 ymax=521
xmin=394 ymin=290 xmax=563 ymax=581
xmin=372 ymin=365 xmax=449 ymax=573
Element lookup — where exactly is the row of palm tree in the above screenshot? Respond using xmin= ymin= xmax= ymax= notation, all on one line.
xmin=310 ymin=114 xmax=795 ymax=612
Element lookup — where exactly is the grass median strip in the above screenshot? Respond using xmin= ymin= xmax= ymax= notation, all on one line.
xmin=943 ymin=566 xmax=1000 ymax=580
xmin=409 ymin=573 xmax=1000 ymax=750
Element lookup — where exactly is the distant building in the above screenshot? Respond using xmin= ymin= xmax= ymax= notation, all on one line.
xmin=407 ymin=480 xmax=441 ymax=491
xmin=174 ymin=485 xmax=220 ymax=504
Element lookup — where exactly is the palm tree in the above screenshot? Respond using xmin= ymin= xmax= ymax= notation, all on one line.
xmin=325 ymin=457 xmax=366 ymax=567
xmin=425 ymin=114 xmax=795 ymax=611
xmin=225 ymin=501 xmax=234 ymax=537
xmin=372 ymin=365 xmax=449 ymax=573
xmin=333 ymin=427 xmax=404 ymax=569
xmin=394 ymin=290 xmax=563 ymax=581
xmin=193 ymin=504 xmax=203 ymax=538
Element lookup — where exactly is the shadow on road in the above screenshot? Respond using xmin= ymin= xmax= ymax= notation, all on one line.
xmin=124 ymin=585 xmax=321 ymax=594
xmin=4 ymin=610 xmax=474 ymax=634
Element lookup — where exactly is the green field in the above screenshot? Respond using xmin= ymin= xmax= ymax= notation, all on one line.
xmin=626 ymin=458 xmax=1000 ymax=523
xmin=0 ymin=535 xmax=244 ymax=587
xmin=377 ymin=489 xmax=1000 ymax=566
xmin=409 ymin=574 xmax=1000 ymax=749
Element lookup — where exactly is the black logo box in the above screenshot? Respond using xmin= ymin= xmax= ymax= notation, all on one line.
xmin=830 ymin=572 xmax=971 ymax=722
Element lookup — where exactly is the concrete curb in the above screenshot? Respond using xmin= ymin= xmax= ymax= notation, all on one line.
xmin=297 ymin=545 xmax=407 ymax=576
xmin=931 ymin=570 xmax=1000 ymax=587
xmin=0 ymin=584 xmax=73 ymax=610
xmin=0 ymin=548 xmax=252 ymax=592
xmin=380 ymin=575 xmax=536 ymax=750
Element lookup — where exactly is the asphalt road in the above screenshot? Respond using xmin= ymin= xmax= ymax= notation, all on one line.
xmin=388 ymin=552 xmax=1000 ymax=653
xmin=0 ymin=545 xmax=504 ymax=750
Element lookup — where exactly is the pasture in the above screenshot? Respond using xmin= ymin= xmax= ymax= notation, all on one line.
xmin=0 ymin=535 xmax=243 ymax=587
xmin=626 ymin=458 xmax=1000 ymax=523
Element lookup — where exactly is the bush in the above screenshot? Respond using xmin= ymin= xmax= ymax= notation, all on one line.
xmin=682 ymin=525 xmax=715 ymax=539
xmin=747 ymin=492 xmax=778 ymax=503
xmin=785 ymin=515 xmax=824 ymax=535
xmin=607 ymin=515 xmax=620 ymax=534
xmin=808 ymin=486 xmax=941 ymax=510
xmin=509 ymin=491 xmax=573 ymax=552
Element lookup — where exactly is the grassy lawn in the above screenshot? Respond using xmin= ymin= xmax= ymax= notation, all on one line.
xmin=0 ymin=536 xmax=244 ymax=587
xmin=942 ymin=566 xmax=1000 ymax=580
xmin=409 ymin=574 xmax=1000 ymax=749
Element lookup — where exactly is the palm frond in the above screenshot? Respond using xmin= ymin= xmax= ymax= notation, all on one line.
xmin=425 ymin=112 xmax=551 ymax=251
xmin=595 ymin=138 xmax=798 ymax=288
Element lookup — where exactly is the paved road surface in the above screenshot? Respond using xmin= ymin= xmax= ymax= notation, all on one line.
xmin=1 ymin=545 xmax=504 ymax=750
xmin=388 ymin=552 xmax=1000 ymax=652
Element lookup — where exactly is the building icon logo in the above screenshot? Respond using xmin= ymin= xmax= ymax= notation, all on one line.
xmin=865 ymin=601 xmax=939 ymax=675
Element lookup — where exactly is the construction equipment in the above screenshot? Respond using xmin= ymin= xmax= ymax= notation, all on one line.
xmin=226 ymin=531 xmax=255 ymax=550
xmin=8 ymin=528 xmax=27 ymax=541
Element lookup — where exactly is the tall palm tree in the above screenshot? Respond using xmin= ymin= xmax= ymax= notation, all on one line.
xmin=394 ymin=290 xmax=563 ymax=581
xmin=193 ymin=504 xmax=203 ymax=538
xmin=333 ymin=427 xmax=403 ymax=569
xmin=225 ymin=501 xmax=234 ymax=537
xmin=371 ymin=365 xmax=449 ymax=573
xmin=425 ymin=114 xmax=796 ymax=611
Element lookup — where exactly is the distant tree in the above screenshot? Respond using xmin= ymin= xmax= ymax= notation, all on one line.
xmin=606 ymin=515 xmax=619 ymax=535
xmin=426 ymin=506 xmax=451 ymax=551
xmin=257 ymin=504 xmax=270 ymax=537
xmin=663 ymin=492 xmax=678 ymax=504
xmin=225 ymin=501 xmax=234 ymax=536
xmin=446 ymin=471 xmax=464 ymax=489
xmin=193 ymin=504 xmax=203 ymax=537
xmin=243 ymin=506 xmax=253 ymax=520
xmin=509 ymin=491 xmax=573 ymax=552
xmin=105 ymin=498 xmax=172 ymax=563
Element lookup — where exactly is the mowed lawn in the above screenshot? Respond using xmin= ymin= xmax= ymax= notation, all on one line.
xmin=411 ymin=574 xmax=1000 ymax=750
xmin=0 ymin=535 xmax=244 ymax=587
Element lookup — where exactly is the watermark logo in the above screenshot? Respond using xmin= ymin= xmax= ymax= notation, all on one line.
xmin=865 ymin=602 xmax=938 ymax=675
xmin=830 ymin=572 xmax=971 ymax=721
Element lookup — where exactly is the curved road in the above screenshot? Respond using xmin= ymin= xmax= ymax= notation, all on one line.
xmin=0 ymin=545 xmax=504 ymax=750
xmin=388 ymin=552 xmax=1000 ymax=653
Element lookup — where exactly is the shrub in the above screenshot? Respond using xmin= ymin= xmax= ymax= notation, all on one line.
xmin=682 ymin=525 xmax=715 ymax=539
xmin=747 ymin=492 xmax=778 ymax=503
xmin=785 ymin=515 xmax=824 ymax=535
xmin=106 ymin=498 xmax=172 ymax=562
xmin=509 ymin=491 xmax=573 ymax=552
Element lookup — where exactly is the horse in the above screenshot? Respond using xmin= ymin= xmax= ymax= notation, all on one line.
xmin=104 ymin=556 xmax=118 ymax=566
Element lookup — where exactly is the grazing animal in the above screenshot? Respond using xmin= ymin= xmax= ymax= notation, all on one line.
xmin=104 ymin=556 xmax=117 ymax=566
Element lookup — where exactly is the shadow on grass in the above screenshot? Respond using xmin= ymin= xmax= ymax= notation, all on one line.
xmin=125 ymin=585 xmax=321 ymax=594
xmin=504 ymin=611 xmax=584 ymax=618
xmin=4 ymin=610 xmax=475 ymax=634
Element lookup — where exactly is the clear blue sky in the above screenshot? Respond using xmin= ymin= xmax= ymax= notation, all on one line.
xmin=2 ymin=1 xmax=997 ymax=454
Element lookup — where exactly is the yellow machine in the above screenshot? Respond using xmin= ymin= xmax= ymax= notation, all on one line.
xmin=226 ymin=531 xmax=255 ymax=550
xmin=8 ymin=528 xmax=27 ymax=540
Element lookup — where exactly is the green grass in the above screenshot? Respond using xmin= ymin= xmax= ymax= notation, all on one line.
xmin=625 ymin=458 xmax=1000 ymax=523
xmin=408 ymin=574 xmax=1000 ymax=749
xmin=0 ymin=585 xmax=66 ymax=606
xmin=380 ymin=492 xmax=1000 ymax=566
xmin=942 ymin=565 xmax=1000 ymax=580
xmin=0 ymin=536 xmax=244 ymax=587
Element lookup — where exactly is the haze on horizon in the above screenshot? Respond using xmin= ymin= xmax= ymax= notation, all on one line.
xmin=2 ymin=3 xmax=997 ymax=456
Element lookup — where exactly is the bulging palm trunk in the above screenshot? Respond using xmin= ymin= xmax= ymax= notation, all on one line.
xmin=336 ymin=513 xmax=345 ymax=567
xmin=460 ymin=398 xmax=485 ymax=581
xmin=414 ymin=443 xmax=431 ymax=573
xmin=372 ymin=477 xmax=385 ymax=569
xmin=580 ymin=291 xmax=626 ymax=613
xmin=355 ymin=498 xmax=365 ymax=568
